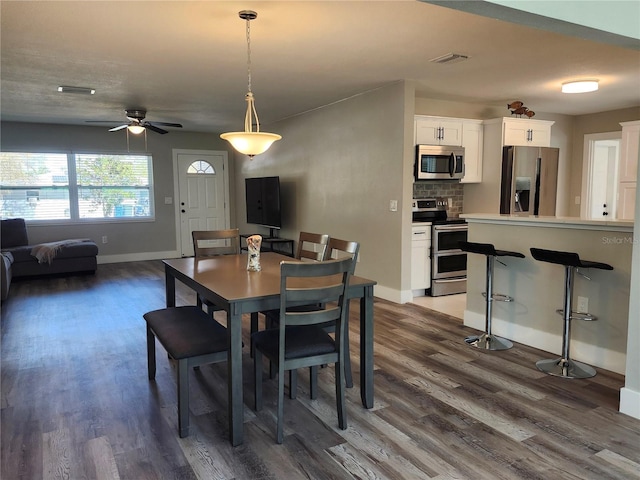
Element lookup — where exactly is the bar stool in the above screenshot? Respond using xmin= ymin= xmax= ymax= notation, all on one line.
xmin=459 ymin=241 xmax=525 ymax=350
xmin=530 ymin=248 xmax=613 ymax=379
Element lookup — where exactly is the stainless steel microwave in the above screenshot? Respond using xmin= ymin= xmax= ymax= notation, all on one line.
xmin=415 ymin=145 xmax=465 ymax=180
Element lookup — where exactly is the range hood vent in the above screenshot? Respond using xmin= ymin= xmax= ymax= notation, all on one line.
xmin=429 ymin=53 xmax=469 ymax=64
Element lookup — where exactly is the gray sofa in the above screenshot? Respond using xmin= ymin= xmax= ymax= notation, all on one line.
xmin=1 ymin=218 xmax=99 ymax=301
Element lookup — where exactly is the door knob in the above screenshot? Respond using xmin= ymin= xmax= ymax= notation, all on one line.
xmin=181 ymin=209 xmax=186 ymax=213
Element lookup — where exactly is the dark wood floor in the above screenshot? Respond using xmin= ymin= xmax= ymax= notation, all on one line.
xmin=2 ymin=260 xmax=639 ymax=480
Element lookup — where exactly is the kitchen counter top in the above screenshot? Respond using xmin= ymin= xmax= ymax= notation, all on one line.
xmin=461 ymin=213 xmax=633 ymax=232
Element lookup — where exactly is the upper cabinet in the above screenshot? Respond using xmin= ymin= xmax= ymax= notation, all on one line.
xmin=460 ymin=120 xmax=483 ymax=183
xmin=502 ymin=117 xmax=554 ymax=147
xmin=415 ymin=116 xmax=463 ymax=146
xmin=617 ymin=120 xmax=639 ymax=220
xmin=619 ymin=121 xmax=640 ymax=183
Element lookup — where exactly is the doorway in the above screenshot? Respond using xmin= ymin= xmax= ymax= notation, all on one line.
xmin=581 ymin=132 xmax=622 ymax=219
xmin=173 ymin=149 xmax=230 ymax=257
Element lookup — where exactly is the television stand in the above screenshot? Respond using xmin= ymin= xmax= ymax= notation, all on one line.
xmin=269 ymin=228 xmax=279 ymax=239
xmin=240 ymin=234 xmax=294 ymax=257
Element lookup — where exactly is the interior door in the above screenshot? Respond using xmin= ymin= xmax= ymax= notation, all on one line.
xmin=581 ymin=133 xmax=621 ymax=220
xmin=175 ymin=151 xmax=229 ymax=257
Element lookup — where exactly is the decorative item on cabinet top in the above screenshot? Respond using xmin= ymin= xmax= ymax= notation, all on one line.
xmin=507 ymin=100 xmax=535 ymax=118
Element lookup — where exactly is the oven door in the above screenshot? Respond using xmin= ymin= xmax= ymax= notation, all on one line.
xmin=432 ymin=224 xmax=468 ymax=253
xmin=432 ymin=250 xmax=467 ymax=279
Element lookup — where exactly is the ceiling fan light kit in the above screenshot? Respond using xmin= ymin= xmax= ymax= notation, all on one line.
xmin=127 ymin=125 xmax=146 ymax=135
xmin=220 ymin=10 xmax=281 ymax=159
xmin=561 ymin=80 xmax=599 ymax=93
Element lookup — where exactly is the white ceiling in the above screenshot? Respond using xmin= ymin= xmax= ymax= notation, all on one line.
xmin=1 ymin=1 xmax=639 ymax=135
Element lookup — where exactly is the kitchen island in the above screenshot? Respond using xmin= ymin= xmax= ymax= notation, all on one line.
xmin=460 ymin=213 xmax=634 ymax=374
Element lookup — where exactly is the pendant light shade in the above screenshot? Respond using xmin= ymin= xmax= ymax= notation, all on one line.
xmin=221 ymin=10 xmax=281 ymax=158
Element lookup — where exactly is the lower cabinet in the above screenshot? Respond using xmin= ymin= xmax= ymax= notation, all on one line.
xmin=411 ymin=225 xmax=431 ymax=290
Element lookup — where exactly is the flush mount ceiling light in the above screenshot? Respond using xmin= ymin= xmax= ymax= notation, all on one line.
xmin=220 ymin=10 xmax=281 ymax=158
xmin=561 ymin=80 xmax=599 ymax=94
xmin=57 ymin=85 xmax=95 ymax=95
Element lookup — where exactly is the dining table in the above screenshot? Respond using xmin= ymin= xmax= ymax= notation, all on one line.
xmin=163 ymin=252 xmax=377 ymax=446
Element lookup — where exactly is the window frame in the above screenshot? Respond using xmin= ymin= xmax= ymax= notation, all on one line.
xmin=0 ymin=150 xmax=155 ymax=225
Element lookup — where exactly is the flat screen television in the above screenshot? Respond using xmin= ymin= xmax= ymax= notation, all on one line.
xmin=245 ymin=176 xmax=282 ymax=235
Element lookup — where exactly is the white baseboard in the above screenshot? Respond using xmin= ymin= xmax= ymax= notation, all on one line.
xmin=620 ymin=388 xmax=640 ymax=419
xmin=97 ymin=250 xmax=180 ymax=265
xmin=463 ymin=310 xmax=626 ymax=375
xmin=372 ymin=285 xmax=410 ymax=304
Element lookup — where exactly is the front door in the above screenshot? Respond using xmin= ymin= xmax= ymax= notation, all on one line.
xmin=174 ymin=150 xmax=229 ymax=257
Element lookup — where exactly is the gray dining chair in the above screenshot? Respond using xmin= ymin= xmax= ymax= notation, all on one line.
xmin=252 ymin=256 xmax=353 ymax=443
xmin=259 ymin=231 xmax=330 ymax=351
xmin=192 ymin=228 xmax=240 ymax=315
xmin=319 ymin=238 xmax=360 ymax=388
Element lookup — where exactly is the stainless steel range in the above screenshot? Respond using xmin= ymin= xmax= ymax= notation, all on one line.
xmin=412 ymin=197 xmax=467 ymax=296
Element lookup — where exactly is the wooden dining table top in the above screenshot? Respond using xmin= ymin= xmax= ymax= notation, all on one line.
xmin=163 ymin=252 xmax=376 ymax=303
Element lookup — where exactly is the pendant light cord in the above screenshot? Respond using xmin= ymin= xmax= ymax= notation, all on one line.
xmin=246 ymin=15 xmax=252 ymax=94
xmin=244 ymin=14 xmax=260 ymax=133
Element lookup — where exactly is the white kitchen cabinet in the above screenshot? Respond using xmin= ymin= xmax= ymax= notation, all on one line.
xmin=618 ymin=183 xmax=636 ymax=220
xmin=411 ymin=224 xmax=431 ymax=291
xmin=502 ymin=117 xmax=553 ymax=147
xmin=415 ymin=116 xmax=463 ymax=146
xmin=460 ymin=120 xmax=484 ymax=183
xmin=617 ymin=120 xmax=640 ymax=220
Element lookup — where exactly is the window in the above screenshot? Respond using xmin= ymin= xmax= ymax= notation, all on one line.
xmin=0 ymin=152 xmax=154 ymax=222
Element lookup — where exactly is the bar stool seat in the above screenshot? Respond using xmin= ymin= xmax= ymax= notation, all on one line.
xmin=459 ymin=241 xmax=525 ymax=351
xmin=530 ymin=248 xmax=613 ymax=379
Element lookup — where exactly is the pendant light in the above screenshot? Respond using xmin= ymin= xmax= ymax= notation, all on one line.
xmin=220 ymin=10 xmax=281 ymax=158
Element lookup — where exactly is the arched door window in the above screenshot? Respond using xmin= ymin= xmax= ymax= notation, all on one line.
xmin=187 ymin=160 xmax=215 ymax=174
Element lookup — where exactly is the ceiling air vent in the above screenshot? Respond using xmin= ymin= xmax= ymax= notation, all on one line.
xmin=429 ymin=53 xmax=469 ymax=64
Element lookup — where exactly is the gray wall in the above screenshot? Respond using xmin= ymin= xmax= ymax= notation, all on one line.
xmin=1 ymin=121 xmax=230 ymax=258
xmin=232 ymin=81 xmax=411 ymax=301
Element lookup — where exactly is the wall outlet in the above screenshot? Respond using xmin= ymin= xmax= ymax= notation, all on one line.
xmin=389 ymin=200 xmax=398 ymax=212
xmin=102 ymin=235 xmax=108 ymax=244
xmin=575 ymin=196 xmax=581 ymax=205
xmin=577 ymin=296 xmax=588 ymax=313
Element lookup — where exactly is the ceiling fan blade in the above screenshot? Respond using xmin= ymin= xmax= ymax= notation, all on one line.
xmin=108 ymin=124 xmax=129 ymax=132
xmin=151 ymin=121 xmax=183 ymax=128
xmin=144 ymin=124 xmax=168 ymax=134
xmin=86 ymin=120 xmax=122 ymax=123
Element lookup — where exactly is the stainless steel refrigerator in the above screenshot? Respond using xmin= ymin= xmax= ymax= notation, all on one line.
xmin=500 ymin=146 xmax=559 ymax=216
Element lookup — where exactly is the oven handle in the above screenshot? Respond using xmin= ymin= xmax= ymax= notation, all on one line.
xmin=433 ymin=278 xmax=466 ymax=284
xmin=433 ymin=224 xmax=468 ymax=231
xmin=433 ymin=250 xmax=464 ymax=256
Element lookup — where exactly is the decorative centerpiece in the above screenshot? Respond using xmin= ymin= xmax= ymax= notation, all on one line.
xmin=246 ymin=235 xmax=262 ymax=272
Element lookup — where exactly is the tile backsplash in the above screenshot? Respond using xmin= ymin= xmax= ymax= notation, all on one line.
xmin=413 ymin=181 xmax=464 ymax=218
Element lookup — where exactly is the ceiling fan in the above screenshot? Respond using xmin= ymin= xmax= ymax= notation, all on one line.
xmin=87 ymin=109 xmax=183 ymax=135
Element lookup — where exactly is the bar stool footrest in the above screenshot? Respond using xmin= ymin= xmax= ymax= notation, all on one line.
xmin=555 ymin=309 xmax=598 ymax=321
xmin=481 ymin=292 xmax=514 ymax=302
xmin=464 ymin=333 xmax=513 ymax=351
xmin=536 ymin=357 xmax=596 ymax=379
